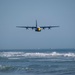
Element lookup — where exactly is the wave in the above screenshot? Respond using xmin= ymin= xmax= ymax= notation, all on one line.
xmin=0 ymin=65 xmax=29 ymax=72
xmin=0 ymin=65 xmax=16 ymax=72
xmin=0 ymin=65 xmax=45 ymax=73
xmin=0 ymin=52 xmax=75 ymax=58
xmin=0 ymin=64 xmax=75 ymax=74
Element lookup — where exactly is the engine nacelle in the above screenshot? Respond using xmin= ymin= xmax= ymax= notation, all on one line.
xmin=26 ymin=27 xmax=28 ymax=29
xmin=48 ymin=27 xmax=50 ymax=29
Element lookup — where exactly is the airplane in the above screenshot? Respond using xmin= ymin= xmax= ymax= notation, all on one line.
xmin=16 ymin=20 xmax=59 ymax=32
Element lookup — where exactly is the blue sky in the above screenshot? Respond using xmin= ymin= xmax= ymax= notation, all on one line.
xmin=0 ymin=0 xmax=75 ymax=49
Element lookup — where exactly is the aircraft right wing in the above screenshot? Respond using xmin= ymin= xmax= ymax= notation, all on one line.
xmin=16 ymin=26 xmax=36 ymax=29
xmin=40 ymin=26 xmax=59 ymax=29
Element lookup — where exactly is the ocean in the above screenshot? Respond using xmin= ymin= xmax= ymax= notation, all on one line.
xmin=0 ymin=49 xmax=75 ymax=75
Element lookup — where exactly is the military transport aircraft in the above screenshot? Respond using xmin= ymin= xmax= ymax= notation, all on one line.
xmin=16 ymin=20 xmax=59 ymax=32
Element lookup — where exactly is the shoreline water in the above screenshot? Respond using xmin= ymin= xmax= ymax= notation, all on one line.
xmin=0 ymin=49 xmax=75 ymax=75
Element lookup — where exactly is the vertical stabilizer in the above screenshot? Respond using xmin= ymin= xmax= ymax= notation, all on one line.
xmin=36 ymin=20 xmax=37 ymax=27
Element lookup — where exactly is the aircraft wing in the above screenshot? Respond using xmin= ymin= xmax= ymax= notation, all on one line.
xmin=40 ymin=26 xmax=59 ymax=29
xmin=16 ymin=26 xmax=36 ymax=29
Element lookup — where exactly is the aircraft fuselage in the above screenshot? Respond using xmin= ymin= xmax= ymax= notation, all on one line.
xmin=35 ymin=27 xmax=41 ymax=32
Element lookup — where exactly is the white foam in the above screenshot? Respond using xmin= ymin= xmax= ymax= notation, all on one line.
xmin=0 ymin=52 xmax=24 ymax=57
xmin=64 ymin=52 xmax=75 ymax=57
xmin=0 ymin=52 xmax=75 ymax=58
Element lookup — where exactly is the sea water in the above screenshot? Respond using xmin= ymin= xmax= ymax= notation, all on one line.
xmin=0 ymin=49 xmax=75 ymax=75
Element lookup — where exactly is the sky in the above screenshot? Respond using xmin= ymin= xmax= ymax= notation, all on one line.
xmin=0 ymin=0 xmax=75 ymax=49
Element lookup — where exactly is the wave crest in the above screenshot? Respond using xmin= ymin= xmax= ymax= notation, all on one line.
xmin=0 ymin=52 xmax=75 ymax=58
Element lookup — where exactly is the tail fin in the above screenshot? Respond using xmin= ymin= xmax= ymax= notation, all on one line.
xmin=36 ymin=20 xmax=37 ymax=27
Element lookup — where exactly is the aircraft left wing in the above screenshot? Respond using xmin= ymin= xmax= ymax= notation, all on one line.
xmin=16 ymin=26 xmax=36 ymax=29
xmin=40 ymin=26 xmax=59 ymax=29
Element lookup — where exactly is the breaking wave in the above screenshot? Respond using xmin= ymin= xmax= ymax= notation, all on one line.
xmin=0 ymin=52 xmax=75 ymax=58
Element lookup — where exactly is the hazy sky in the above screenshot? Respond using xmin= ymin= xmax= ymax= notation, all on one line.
xmin=0 ymin=0 xmax=75 ymax=49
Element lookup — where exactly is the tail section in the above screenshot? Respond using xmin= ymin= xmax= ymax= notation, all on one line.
xmin=36 ymin=20 xmax=37 ymax=27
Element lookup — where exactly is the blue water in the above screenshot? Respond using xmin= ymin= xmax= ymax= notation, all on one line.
xmin=0 ymin=49 xmax=75 ymax=75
